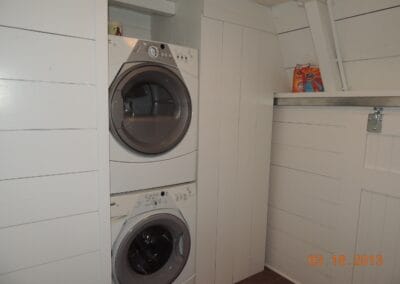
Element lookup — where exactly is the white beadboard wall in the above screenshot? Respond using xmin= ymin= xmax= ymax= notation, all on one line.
xmin=108 ymin=5 xmax=152 ymax=39
xmin=267 ymin=106 xmax=400 ymax=284
xmin=272 ymin=0 xmax=400 ymax=90
xmin=0 ymin=0 xmax=110 ymax=283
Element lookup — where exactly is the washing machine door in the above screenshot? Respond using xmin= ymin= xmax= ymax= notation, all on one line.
xmin=109 ymin=63 xmax=192 ymax=155
xmin=112 ymin=213 xmax=191 ymax=284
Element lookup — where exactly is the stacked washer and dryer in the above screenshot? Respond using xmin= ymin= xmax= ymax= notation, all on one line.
xmin=108 ymin=35 xmax=198 ymax=284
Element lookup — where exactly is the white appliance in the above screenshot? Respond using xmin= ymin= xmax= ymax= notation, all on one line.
xmin=111 ymin=183 xmax=196 ymax=284
xmin=108 ymin=35 xmax=198 ymax=194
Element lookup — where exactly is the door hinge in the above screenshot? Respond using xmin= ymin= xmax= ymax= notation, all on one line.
xmin=367 ymin=107 xmax=384 ymax=133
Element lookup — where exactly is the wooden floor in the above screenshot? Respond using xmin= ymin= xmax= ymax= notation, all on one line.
xmin=237 ymin=268 xmax=293 ymax=284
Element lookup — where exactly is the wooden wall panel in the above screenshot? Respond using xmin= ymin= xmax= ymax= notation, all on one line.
xmin=272 ymin=1 xmax=400 ymax=91
xmin=0 ymin=172 xmax=98 ymax=228
xmin=203 ymin=0 xmax=276 ymax=32
xmin=0 ymin=80 xmax=96 ymax=130
xmin=0 ymin=130 xmax=97 ymax=180
xmin=0 ymin=0 xmax=95 ymax=38
xmin=0 ymin=27 xmax=95 ymax=84
xmin=0 ymin=252 xmax=100 ymax=284
xmin=197 ymin=16 xmax=223 ymax=284
xmin=0 ymin=213 xmax=99 ymax=275
xmin=214 ymin=22 xmax=242 ymax=284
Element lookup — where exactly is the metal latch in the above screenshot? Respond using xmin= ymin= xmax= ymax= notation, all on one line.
xmin=367 ymin=107 xmax=384 ymax=133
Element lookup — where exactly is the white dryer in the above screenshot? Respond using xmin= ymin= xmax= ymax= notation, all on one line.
xmin=111 ymin=183 xmax=196 ymax=284
xmin=108 ymin=35 xmax=198 ymax=194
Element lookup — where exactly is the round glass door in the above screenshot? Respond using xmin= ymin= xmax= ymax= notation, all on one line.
xmin=113 ymin=214 xmax=191 ymax=284
xmin=109 ymin=64 xmax=192 ymax=155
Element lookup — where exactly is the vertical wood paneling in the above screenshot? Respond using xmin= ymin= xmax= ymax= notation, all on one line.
xmin=203 ymin=0 xmax=276 ymax=32
xmin=197 ymin=16 xmax=223 ymax=284
xmin=214 ymin=22 xmax=242 ymax=284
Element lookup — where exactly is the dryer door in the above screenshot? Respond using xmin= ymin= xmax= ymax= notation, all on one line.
xmin=112 ymin=213 xmax=191 ymax=284
xmin=109 ymin=64 xmax=192 ymax=155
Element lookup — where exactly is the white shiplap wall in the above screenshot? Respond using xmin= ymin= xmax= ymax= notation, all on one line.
xmin=267 ymin=106 xmax=400 ymax=284
xmin=108 ymin=6 xmax=152 ymax=39
xmin=272 ymin=0 xmax=400 ymax=90
xmin=0 ymin=1 xmax=110 ymax=283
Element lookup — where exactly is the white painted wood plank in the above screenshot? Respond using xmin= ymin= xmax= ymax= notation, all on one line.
xmin=272 ymin=121 xmax=345 ymax=153
xmin=273 ymin=106 xmax=345 ymax=126
xmin=0 ymin=252 xmax=100 ymax=284
xmin=267 ymin=228 xmax=332 ymax=280
xmin=249 ymin=31 xmax=278 ymax=276
xmin=94 ymin=1 xmax=112 ymax=283
xmin=269 ymin=166 xmax=340 ymax=228
xmin=268 ymin=206 xmax=336 ymax=254
xmin=196 ymin=16 xmax=223 ymax=284
xmin=0 ymin=130 xmax=97 ymax=180
xmin=337 ymin=7 xmax=400 ymax=61
xmin=344 ymin=56 xmax=400 ymax=90
xmin=214 ymin=22 xmax=242 ymax=284
xmin=0 ymin=80 xmax=96 ymax=130
xmin=0 ymin=27 xmax=95 ymax=84
xmin=0 ymin=172 xmax=98 ymax=228
xmin=272 ymin=1 xmax=309 ymax=33
xmin=278 ymin=28 xmax=318 ymax=68
xmin=0 ymin=0 xmax=95 ymax=38
xmin=271 ymin=143 xmax=342 ymax=178
xmin=203 ymin=0 xmax=276 ymax=33
xmin=0 ymin=213 xmax=99 ymax=275
xmin=270 ymin=165 xmax=341 ymax=204
xmin=333 ymin=0 xmax=400 ymax=20
xmin=233 ymin=27 xmax=260 ymax=282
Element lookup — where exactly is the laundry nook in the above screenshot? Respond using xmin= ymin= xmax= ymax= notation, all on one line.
xmin=1 ymin=1 xmax=400 ymax=284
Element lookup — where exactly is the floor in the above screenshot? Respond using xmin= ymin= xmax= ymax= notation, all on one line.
xmin=237 ymin=268 xmax=294 ymax=284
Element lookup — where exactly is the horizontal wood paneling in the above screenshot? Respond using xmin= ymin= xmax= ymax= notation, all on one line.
xmin=278 ymin=28 xmax=317 ymax=68
xmin=0 ymin=213 xmax=99 ymax=275
xmin=273 ymin=1 xmax=400 ymax=91
xmin=0 ymin=0 xmax=95 ymax=38
xmin=266 ymin=230 xmax=332 ymax=284
xmin=0 ymin=80 xmax=96 ymax=130
xmin=272 ymin=121 xmax=344 ymax=152
xmin=0 ymin=27 xmax=95 ymax=84
xmin=268 ymin=206 xmax=335 ymax=253
xmin=0 ymin=252 xmax=100 ymax=284
xmin=271 ymin=143 xmax=342 ymax=178
xmin=0 ymin=130 xmax=97 ymax=180
xmin=337 ymin=6 xmax=400 ymax=61
xmin=333 ymin=0 xmax=400 ymax=19
xmin=0 ymin=172 xmax=98 ymax=228
xmin=344 ymin=56 xmax=400 ymax=90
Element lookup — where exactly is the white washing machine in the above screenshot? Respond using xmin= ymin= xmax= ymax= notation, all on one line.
xmin=111 ymin=183 xmax=196 ymax=284
xmin=108 ymin=35 xmax=198 ymax=194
